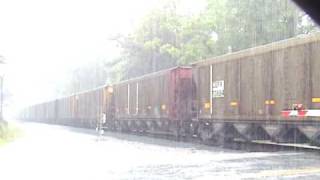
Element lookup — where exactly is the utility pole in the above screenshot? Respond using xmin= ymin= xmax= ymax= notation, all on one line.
xmin=0 ymin=76 xmax=3 ymax=120
xmin=0 ymin=55 xmax=5 ymax=121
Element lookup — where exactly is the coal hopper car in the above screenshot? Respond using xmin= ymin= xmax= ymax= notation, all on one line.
xmin=104 ymin=67 xmax=193 ymax=136
xmin=20 ymin=33 xmax=320 ymax=146
xmin=191 ymin=33 xmax=320 ymax=144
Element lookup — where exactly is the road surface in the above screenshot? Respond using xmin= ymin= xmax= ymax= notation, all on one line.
xmin=0 ymin=122 xmax=320 ymax=180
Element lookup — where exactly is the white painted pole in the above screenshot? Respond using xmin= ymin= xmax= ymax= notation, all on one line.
xmin=127 ymin=84 xmax=130 ymax=114
xmin=136 ymin=82 xmax=139 ymax=114
xmin=210 ymin=65 xmax=213 ymax=115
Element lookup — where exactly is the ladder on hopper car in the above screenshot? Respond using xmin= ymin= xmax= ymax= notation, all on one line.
xmin=96 ymin=113 xmax=106 ymax=141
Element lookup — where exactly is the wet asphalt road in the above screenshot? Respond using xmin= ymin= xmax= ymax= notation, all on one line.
xmin=0 ymin=122 xmax=319 ymax=180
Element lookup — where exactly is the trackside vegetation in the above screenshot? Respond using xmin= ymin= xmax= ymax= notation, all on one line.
xmin=0 ymin=121 xmax=22 ymax=146
xmin=63 ymin=0 xmax=318 ymax=96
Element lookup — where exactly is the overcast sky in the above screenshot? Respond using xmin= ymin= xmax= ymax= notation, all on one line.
xmin=0 ymin=0 xmax=206 ymax=115
xmin=0 ymin=0 xmax=158 ymax=107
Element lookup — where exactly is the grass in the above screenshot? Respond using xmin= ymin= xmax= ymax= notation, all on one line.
xmin=0 ymin=121 xmax=22 ymax=146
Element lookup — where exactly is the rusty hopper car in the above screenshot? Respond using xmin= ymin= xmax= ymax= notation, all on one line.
xmin=56 ymin=96 xmax=73 ymax=126
xmin=20 ymin=33 xmax=320 ymax=147
xmin=22 ymin=101 xmax=56 ymax=124
xmin=105 ymin=67 xmax=193 ymax=136
xmin=191 ymin=33 xmax=320 ymax=144
xmin=71 ymin=87 xmax=105 ymax=128
xmin=22 ymin=85 xmax=111 ymax=128
xmin=55 ymin=86 xmax=111 ymax=128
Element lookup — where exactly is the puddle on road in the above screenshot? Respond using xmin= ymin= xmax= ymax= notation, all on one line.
xmin=1 ymin=123 xmax=319 ymax=180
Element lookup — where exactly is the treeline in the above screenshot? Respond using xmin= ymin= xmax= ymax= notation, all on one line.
xmin=62 ymin=0 xmax=317 ymax=95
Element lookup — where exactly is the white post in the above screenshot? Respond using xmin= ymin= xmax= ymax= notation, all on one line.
xmin=127 ymin=84 xmax=130 ymax=114
xmin=136 ymin=83 xmax=139 ymax=114
xmin=210 ymin=65 xmax=213 ymax=115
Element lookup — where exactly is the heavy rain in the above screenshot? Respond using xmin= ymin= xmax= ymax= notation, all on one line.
xmin=0 ymin=0 xmax=320 ymax=179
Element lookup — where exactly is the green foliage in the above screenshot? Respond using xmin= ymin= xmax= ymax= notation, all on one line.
xmin=115 ymin=0 xmax=317 ymax=80
xmin=64 ymin=0 xmax=318 ymax=94
xmin=0 ymin=121 xmax=22 ymax=145
xmin=211 ymin=0 xmax=298 ymax=52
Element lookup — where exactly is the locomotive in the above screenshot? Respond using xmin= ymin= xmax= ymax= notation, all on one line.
xmin=20 ymin=33 xmax=320 ymax=146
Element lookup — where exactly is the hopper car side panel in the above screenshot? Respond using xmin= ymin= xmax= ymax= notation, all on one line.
xmin=113 ymin=67 xmax=192 ymax=122
xmin=193 ymin=34 xmax=320 ymax=122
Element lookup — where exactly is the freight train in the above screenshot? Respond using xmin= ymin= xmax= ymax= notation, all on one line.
xmin=20 ymin=33 xmax=320 ymax=146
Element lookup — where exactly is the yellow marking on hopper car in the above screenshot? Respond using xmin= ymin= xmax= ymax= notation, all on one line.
xmin=255 ymin=167 xmax=320 ymax=178
xmin=230 ymin=101 xmax=238 ymax=106
xmin=312 ymin=98 xmax=320 ymax=103
xmin=204 ymin=102 xmax=211 ymax=109
xmin=107 ymin=86 xmax=113 ymax=93
xmin=265 ymin=100 xmax=275 ymax=105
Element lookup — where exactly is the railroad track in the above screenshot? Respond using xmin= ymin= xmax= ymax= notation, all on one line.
xmin=103 ymin=129 xmax=320 ymax=152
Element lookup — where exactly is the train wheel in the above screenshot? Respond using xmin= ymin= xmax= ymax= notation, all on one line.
xmin=198 ymin=122 xmax=214 ymax=141
xmin=114 ymin=121 xmax=120 ymax=131
xmin=128 ymin=120 xmax=137 ymax=132
xmin=168 ymin=121 xmax=180 ymax=139
xmin=190 ymin=122 xmax=199 ymax=138
xmin=119 ymin=121 xmax=129 ymax=132
xmin=148 ymin=121 xmax=158 ymax=132
xmin=140 ymin=121 xmax=148 ymax=133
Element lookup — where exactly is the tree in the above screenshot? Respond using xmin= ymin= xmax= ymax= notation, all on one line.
xmin=204 ymin=0 xmax=317 ymax=54
xmin=62 ymin=0 xmax=318 ymax=95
